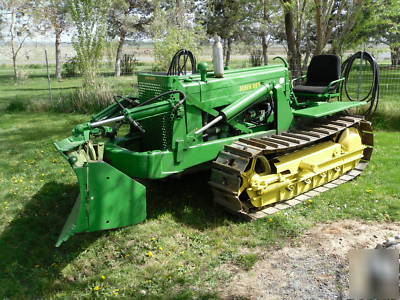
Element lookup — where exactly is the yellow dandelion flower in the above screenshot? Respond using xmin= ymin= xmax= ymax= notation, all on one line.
xmin=151 ymin=237 xmax=156 ymax=241
xmin=158 ymin=247 xmax=163 ymax=251
xmin=101 ymin=275 xmax=106 ymax=280
xmin=268 ymin=218 xmax=273 ymax=222
xmin=146 ymin=251 xmax=154 ymax=257
xmin=93 ymin=286 xmax=101 ymax=291
xmin=366 ymin=189 xmax=373 ymax=193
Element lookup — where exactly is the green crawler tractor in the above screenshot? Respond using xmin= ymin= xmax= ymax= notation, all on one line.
xmin=54 ymin=50 xmax=379 ymax=246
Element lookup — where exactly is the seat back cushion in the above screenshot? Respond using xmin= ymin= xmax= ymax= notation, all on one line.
xmin=306 ymin=55 xmax=341 ymax=86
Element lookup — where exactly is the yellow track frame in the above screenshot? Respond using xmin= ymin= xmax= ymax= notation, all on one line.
xmin=245 ymin=127 xmax=366 ymax=207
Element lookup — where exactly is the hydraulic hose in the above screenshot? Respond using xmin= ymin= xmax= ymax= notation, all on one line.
xmin=137 ymin=90 xmax=186 ymax=108
xmin=341 ymin=51 xmax=380 ymax=117
xmin=167 ymin=49 xmax=197 ymax=75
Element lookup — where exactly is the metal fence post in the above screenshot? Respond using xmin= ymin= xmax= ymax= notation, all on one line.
xmin=45 ymin=49 xmax=53 ymax=102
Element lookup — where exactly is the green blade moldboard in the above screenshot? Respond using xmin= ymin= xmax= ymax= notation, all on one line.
xmin=56 ymin=162 xmax=147 ymax=247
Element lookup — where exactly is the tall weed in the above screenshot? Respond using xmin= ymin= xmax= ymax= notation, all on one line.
xmin=52 ymin=81 xmax=114 ymax=113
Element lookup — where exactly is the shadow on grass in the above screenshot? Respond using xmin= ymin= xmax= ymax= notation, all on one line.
xmin=0 ymin=171 xmax=235 ymax=297
xmin=371 ymin=112 xmax=400 ymax=131
xmin=146 ymin=170 xmax=239 ymax=230
xmin=0 ymin=182 xmax=101 ymax=298
xmin=0 ymin=124 xmax=73 ymax=145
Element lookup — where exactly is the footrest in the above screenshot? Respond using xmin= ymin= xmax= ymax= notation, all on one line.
xmin=293 ymin=101 xmax=367 ymax=118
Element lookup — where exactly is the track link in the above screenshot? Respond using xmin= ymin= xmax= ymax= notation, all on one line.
xmin=209 ymin=114 xmax=373 ymax=220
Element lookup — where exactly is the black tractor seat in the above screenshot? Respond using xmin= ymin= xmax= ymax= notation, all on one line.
xmin=293 ymin=85 xmax=335 ymax=94
xmin=293 ymin=54 xmax=344 ymax=100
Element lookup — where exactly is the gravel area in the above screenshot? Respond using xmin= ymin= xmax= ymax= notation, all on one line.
xmin=221 ymin=220 xmax=400 ymax=300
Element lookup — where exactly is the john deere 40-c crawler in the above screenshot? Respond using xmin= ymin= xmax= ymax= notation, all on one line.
xmin=55 ymin=50 xmax=378 ymax=246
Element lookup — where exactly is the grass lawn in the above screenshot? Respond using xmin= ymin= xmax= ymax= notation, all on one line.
xmin=0 ymin=112 xmax=399 ymax=298
xmin=0 ymin=66 xmax=142 ymax=111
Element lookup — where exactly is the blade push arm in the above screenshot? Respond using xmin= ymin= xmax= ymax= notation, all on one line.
xmin=195 ymin=83 xmax=272 ymax=135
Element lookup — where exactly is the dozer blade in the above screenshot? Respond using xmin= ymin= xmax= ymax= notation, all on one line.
xmin=56 ymin=162 xmax=146 ymax=247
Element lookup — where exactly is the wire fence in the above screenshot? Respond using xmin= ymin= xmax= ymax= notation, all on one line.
xmin=1 ymin=51 xmax=399 ymax=112
xmin=292 ymin=62 xmax=400 ymax=101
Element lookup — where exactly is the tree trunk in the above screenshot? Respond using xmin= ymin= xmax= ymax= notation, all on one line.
xmin=55 ymin=29 xmax=62 ymax=80
xmin=314 ymin=0 xmax=324 ymax=55
xmin=283 ymin=0 xmax=301 ymax=75
xmin=222 ymin=38 xmax=227 ymax=60
xmin=261 ymin=35 xmax=268 ymax=65
xmin=10 ymin=9 xmax=17 ymax=81
xmin=115 ymin=33 xmax=126 ymax=77
xmin=390 ymin=46 xmax=400 ymax=66
xmin=302 ymin=43 xmax=311 ymax=70
xmin=225 ymin=37 xmax=232 ymax=67
xmin=262 ymin=0 xmax=268 ymax=65
xmin=12 ymin=55 xmax=17 ymax=81
xmin=175 ymin=0 xmax=184 ymax=27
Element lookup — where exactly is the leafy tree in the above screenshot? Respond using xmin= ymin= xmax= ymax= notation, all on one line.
xmin=0 ymin=0 xmax=33 ymax=81
xmin=246 ymin=0 xmax=281 ymax=65
xmin=280 ymin=0 xmax=368 ymax=73
xmin=0 ymin=10 xmax=4 ymax=39
xmin=280 ymin=0 xmax=312 ymax=73
xmin=36 ymin=0 xmax=71 ymax=80
xmin=372 ymin=0 xmax=400 ymax=65
xmin=108 ymin=0 xmax=154 ymax=77
xmin=199 ymin=0 xmax=255 ymax=66
xmin=334 ymin=1 xmax=376 ymax=53
xmin=150 ymin=0 xmax=206 ymax=70
xmin=258 ymin=0 xmax=279 ymax=65
xmin=69 ymin=0 xmax=111 ymax=85
xmin=314 ymin=0 xmax=363 ymax=55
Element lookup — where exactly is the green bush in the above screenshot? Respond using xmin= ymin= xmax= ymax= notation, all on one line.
xmin=121 ymin=54 xmax=138 ymax=75
xmin=26 ymin=64 xmax=46 ymax=69
xmin=151 ymin=64 xmax=165 ymax=72
xmin=62 ymin=57 xmax=80 ymax=77
xmin=5 ymin=100 xmax=29 ymax=112
xmin=249 ymin=50 xmax=263 ymax=67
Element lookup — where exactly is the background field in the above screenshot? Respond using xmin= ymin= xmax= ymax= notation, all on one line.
xmin=0 ymin=47 xmax=399 ymax=298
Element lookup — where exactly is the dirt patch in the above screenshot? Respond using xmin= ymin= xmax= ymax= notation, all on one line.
xmin=220 ymin=220 xmax=400 ymax=300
